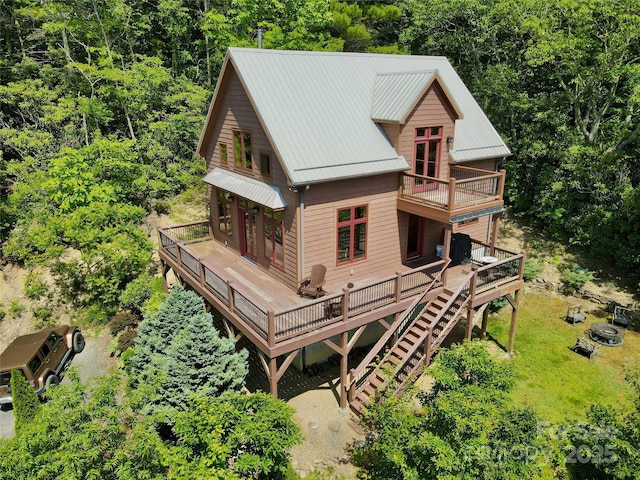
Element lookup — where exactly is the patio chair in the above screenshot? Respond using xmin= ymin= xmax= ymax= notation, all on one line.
xmin=566 ymin=305 xmax=586 ymax=325
xmin=297 ymin=264 xmax=327 ymax=298
xmin=611 ymin=305 xmax=630 ymax=328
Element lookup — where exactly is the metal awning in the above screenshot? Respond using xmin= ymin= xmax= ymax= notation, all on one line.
xmin=203 ymin=168 xmax=287 ymax=210
xmin=450 ymin=205 xmax=504 ymax=224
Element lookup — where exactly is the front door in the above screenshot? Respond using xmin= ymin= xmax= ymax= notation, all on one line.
xmin=406 ymin=214 xmax=424 ymax=259
xmin=239 ymin=200 xmax=258 ymax=262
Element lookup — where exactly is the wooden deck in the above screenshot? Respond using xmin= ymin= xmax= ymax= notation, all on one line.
xmin=158 ymin=221 xmax=524 ymax=358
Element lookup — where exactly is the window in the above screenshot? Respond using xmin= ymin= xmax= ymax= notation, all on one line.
xmin=220 ymin=143 xmax=228 ymax=164
xmin=260 ymin=152 xmax=271 ymax=176
xmin=28 ymin=356 xmax=42 ymax=375
xmin=264 ymin=207 xmax=284 ymax=267
xmin=216 ymin=188 xmax=233 ymax=235
xmin=337 ymin=205 xmax=367 ymax=264
xmin=233 ymin=130 xmax=252 ymax=171
xmin=39 ymin=343 xmax=50 ymax=358
xmin=414 ymin=126 xmax=442 ymax=178
xmin=458 ymin=218 xmax=479 ymax=228
xmin=48 ymin=332 xmax=61 ymax=349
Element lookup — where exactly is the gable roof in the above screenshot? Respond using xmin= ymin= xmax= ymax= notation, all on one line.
xmin=371 ymin=71 xmax=462 ymax=123
xmin=198 ymin=48 xmax=511 ymax=186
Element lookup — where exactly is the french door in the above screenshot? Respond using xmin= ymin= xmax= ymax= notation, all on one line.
xmin=238 ymin=200 xmax=258 ymax=262
xmin=413 ymin=126 xmax=442 ymax=192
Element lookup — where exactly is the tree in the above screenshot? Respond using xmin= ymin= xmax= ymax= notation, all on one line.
xmin=0 ymin=371 xmax=167 ymax=480
xmin=352 ymin=341 xmax=550 ymax=479
xmin=9 ymin=369 xmax=40 ymax=435
xmin=127 ymin=286 xmax=248 ymax=417
xmin=162 ymin=392 xmax=303 ymax=480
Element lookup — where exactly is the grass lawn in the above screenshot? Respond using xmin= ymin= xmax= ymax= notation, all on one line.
xmin=486 ymin=290 xmax=637 ymax=424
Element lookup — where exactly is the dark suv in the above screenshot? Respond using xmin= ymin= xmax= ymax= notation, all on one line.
xmin=0 ymin=325 xmax=85 ymax=405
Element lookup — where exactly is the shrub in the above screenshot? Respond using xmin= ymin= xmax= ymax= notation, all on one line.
xmin=109 ymin=311 xmax=140 ymax=336
xmin=488 ymin=296 xmax=509 ymax=313
xmin=120 ymin=273 xmax=155 ymax=314
xmin=31 ymin=307 xmax=55 ymax=328
xmin=24 ymin=271 xmax=49 ymax=300
xmin=522 ymin=258 xmax=544 ymax=281
xmin=116 ymin=328 xmax=138 ymax=353
xmin=11 ymin=369 xmax=41 ymax=435
xmin=153 ymin=200 xmax=170 ymax=215
xmin=561 ymin=267 xmax=594 ymax=291
xmin=9 ymin=300 xmax=25 ymax=319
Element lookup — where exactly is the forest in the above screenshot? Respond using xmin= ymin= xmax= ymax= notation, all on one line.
xmin=1 ymin=1 xmax=639 ymax=478
xmin=1 ymin=0 xmax=639 ymax=319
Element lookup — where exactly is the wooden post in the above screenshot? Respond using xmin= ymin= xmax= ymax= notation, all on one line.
xmin=442 ymin=226 xmax=452 ymax=285
xmin=507 ymin=290 xmax=521 ymax=354
xmin=268 ymin=310 xmax=276 ymax=348
xmin=481 ymin=307 xmax=489 ymax=338
xmin=447 ymin=178 xmax=456 ymax=211
xmin=340 ymin=331 xmax=349 ymax=409
xmin=161 ymin=260 xmax=169 ymax=293
xmin=227 ymin=281 xmax=235 ymax=311
xmin=465 ymin=307 xmax=474 ymax=340
xmin=424 ymin=329 xmax=433 ymax=367
xmin=269 ymin=356 xmax=278 ymax=399
xmin=348 ymin=368 xmax=356 ymax=404
xmin=490 ymin=213 xmax=501 ymax=256
xmin=394 ymin=271 xmax=402 ymax=302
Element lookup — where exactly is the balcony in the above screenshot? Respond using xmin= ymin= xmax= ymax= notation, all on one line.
xmin=158 ymin=221 xmax=524 ymax=359
xmin=398 ymin=166 xmax=506 ymax=223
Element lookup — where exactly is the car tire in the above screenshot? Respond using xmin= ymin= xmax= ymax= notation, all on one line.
xmin=73 ymin=331 xmax=85 ymax=353
xmin=45 ymin=374 xmax=60 ymax=389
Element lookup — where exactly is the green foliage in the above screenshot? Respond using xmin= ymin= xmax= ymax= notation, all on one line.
xmin=23 ymin=271 xmax=48 ymax=300
xmin=119 ymin=273 xmax=155 ymax=314
xmin=522 ymin=258 xmax=544 ymax=281
xmin=10 ymin=369 xmax=40 ymax=436
xmin=7 ymin=300 xmax=24 ymax=319
xmin=127 ymin=286 xmax=248 ymax=417
xmin=353 ymin=341 xmax=548 ymax=479
xmin=567 ymin=368 xmax=640 ymax=479
xmin=164 ymin=392 xmax=303 ymax=480
xmin=560 ymin=267 xmax=594 ymax=292
xmin=30 ymin=306 xmax=55 ymax=329
xmin=109 ymin=311 xmax=140 ymax=336
xmin=0 ymin=371 xmax=168 ymax=480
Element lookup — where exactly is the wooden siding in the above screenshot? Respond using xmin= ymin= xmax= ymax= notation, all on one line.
xmin=302 ymin=175 xmax=404 ymax=290
xmin=200 ymin=64 xmax=299 ymax=290
xmin=398 ymin=83 xmax=457 ymax=181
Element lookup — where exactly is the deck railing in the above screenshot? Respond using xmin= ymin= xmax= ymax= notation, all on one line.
xmin=400 ymin=167 xmax=505 ymax=211
xmin=469 ymin=240 xmax=525 ymax=295
xmin=159 ymin=224 xmax=449 ymax=347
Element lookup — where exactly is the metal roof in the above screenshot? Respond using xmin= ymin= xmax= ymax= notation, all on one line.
xmin=208 ymin=48 xmax=510 ymax=186
xmin=371 ymin=71 xmax=437 ymax=123
xmin=203 ymin=168 xmax=287 ymax=210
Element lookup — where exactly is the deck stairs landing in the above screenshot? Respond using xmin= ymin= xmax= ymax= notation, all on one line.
xmin=349 ymin=273 xmax=473 ymax=416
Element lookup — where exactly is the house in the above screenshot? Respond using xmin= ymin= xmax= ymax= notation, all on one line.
xmin=159 ymin=48 xmax=525 ymax=413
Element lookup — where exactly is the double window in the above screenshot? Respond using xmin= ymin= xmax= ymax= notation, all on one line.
xmin=337 ymin=205 xmax=368 ymax=265
xmin=264 ymin=207 xmax=284 ymax=268
xmin=233 ymin=130 xmax=252 ymax=171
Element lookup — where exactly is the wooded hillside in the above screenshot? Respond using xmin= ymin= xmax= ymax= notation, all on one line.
xmin=1 ymin=0 xmax=638 ymax=320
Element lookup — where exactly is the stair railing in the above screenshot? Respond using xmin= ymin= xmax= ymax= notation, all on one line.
xmin=346 ymin=260 xmax=450 ymax=401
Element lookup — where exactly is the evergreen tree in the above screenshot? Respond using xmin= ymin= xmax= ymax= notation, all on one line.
xmin=162 ymin=311 xmax=248 ymax=408
xmin=9 ymin=369 xmax=40 ymax=435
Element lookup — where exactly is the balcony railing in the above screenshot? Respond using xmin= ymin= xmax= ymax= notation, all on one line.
xmin=158 ymin=224 xmax=448 ymax=348
xmin=400 ymin=166 xmax=505 ymax=211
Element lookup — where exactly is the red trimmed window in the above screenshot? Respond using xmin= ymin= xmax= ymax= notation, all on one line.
xmin=233 ymin=130 xmax=252 ymax=171
xmin=337 ymin=205 xmax=368 ymax=265
xmin=264 ymin=207 xmax=284 ymax=267
xmin=219 ymin=143 xmax=228 ymax=164
xmin=260 ymin=152 xmax=271 ymax=176
xmin=216 ymin=188 xmax=233 ymax=235
xmin=414 ymin=126 xmax=442 ymax=178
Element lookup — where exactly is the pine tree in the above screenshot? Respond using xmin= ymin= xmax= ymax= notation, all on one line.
xmin=10 ymin=369 xmax=41 ymax=435
xmin=162 ymin=311 xmax=248 ymax=408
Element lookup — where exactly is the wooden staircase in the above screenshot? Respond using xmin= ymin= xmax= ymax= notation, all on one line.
xmin=349 ymin=273 xmax=473 ymax=416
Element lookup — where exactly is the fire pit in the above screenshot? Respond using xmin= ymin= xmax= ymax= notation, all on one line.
xmin=589 ymin=323 xmax=623 ymax=346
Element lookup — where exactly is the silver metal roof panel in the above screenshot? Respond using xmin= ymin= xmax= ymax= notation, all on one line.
xmin=217 ymin=49 xmax=510 ymax=185
xmin=203 ymin=168 xmax=286 ymax=210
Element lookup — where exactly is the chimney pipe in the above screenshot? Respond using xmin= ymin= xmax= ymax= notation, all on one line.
xmin=257 ymin=28 xmax=262 ymax=49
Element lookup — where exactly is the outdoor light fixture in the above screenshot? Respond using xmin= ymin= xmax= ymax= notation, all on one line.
xmin=446 ymin=136 xmax=454 ymax=149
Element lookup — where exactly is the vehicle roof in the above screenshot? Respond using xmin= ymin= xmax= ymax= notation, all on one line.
xmin=0 ymin=325 xmax=74 ymax=370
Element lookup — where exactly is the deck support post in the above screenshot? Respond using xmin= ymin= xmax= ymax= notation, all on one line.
xmin=490 ymin=213 xmax=501 ymax=256
xmin=465 ymin=307 xmax=474 ymax=340
xmin=269 ymin=356 xmax=278 ymax=399
xmin=480 ymin=307 xmax=489 ymax=338
xmin=506 ymin=289 xmax=521 ymax=354
xmin=340 ymin=331 xmax=349 ymax=409
xmin=161 ymin=260 xmax=169 ymax=293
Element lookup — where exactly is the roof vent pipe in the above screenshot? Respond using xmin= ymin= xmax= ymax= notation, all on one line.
xmin=257 ymin=28 xmax=262 ymax=49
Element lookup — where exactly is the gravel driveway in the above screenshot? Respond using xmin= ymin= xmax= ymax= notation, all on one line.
xmin=0 ymin=328 xmax=117 ymax=439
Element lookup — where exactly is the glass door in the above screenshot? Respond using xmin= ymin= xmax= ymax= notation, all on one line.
xmin=238 ymin=199 xmax=258 ymax=262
